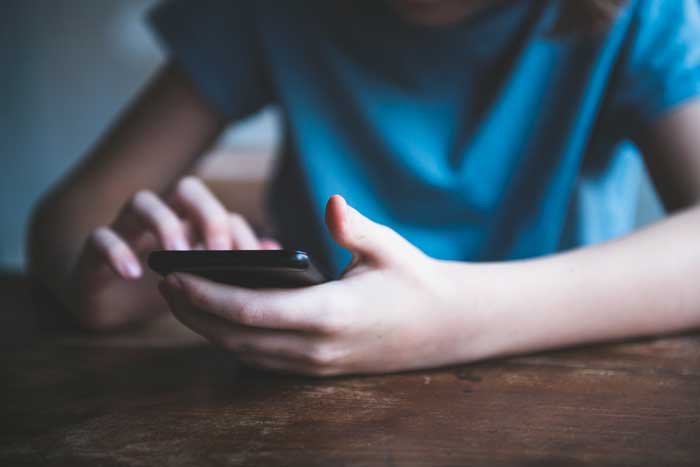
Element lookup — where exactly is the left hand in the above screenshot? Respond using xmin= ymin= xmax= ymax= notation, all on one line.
xmin=159 ymin=195 xmax=469 ymax=376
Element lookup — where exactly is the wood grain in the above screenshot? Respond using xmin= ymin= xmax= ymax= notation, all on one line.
xmin=1 ymin=274 xmax=699 ymax=466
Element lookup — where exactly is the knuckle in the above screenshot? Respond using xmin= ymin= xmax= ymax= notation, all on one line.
xmin=306 ymin=342 xmax=339 ymax=367
xmin=314 ymin=297 xmax=351 ymax=335
xmin=317 ymin=313 xmax=348 ymax=336
xmin=181 ymin=281 xmax=210 ymax=310
xmin=233 ymin=301 xmax=259 ymax=326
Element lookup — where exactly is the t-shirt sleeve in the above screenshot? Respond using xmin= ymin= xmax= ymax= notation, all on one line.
xmin=148 ymin=0 xmax=272 ymax=120
xmin=612 ymin=0 xmax=700 ymax=130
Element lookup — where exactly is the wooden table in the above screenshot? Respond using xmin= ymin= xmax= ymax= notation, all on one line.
xmin=2 ymin=274 xmax=699 ymax=466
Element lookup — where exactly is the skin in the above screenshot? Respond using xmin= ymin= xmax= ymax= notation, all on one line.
xmin=29 ymin=2 xmax=700 ymax=376
xmin=28 ymin=64 xmax=280 ymax=330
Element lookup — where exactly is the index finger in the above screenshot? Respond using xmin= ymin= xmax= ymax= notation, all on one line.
xmin=169 ymin=177 xmax=232 ymax=250
xmin=163 ymin=273 xmax=346 ymax=334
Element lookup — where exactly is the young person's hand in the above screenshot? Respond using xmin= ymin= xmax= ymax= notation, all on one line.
xmin=68 ymin=176 xmax=279 ymax=330
xmin=158 ymin=195 xmax=479 ymax=376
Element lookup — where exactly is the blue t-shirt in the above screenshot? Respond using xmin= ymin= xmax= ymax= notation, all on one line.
xmin=150 ymin=0 xmax=700 ymax=276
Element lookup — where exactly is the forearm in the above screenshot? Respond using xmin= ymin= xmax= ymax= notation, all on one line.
xmin=28 ymin=63 xmax=225 ymax=307
xmin=442 ymin=205 xmax=700 ymax=362
xmin=30 ymin=67 xmax=220 ymax=279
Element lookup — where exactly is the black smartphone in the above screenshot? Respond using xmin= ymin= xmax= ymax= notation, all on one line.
xmin=148 ymin=250 xmax=329 ymax=288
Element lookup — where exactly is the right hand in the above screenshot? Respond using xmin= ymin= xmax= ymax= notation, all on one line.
xmin=67 ymin=176 xmax=279 ymax=330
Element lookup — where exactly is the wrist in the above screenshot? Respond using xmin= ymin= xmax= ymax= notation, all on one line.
xmin=425 ymin=259 xmax=499 ymax=364
xmin=432 ymin=258 xmax=532 ymax=364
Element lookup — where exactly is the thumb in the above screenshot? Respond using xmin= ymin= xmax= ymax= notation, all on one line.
xmin=325 ymin=195 xmax=413 ymax=266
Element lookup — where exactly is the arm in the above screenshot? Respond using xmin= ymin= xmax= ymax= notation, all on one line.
xmin=28 ymin=62 xmax=234 ymax=330
xmin=30 ymin=62 xmax=225 ymax=277
xmin=156 ymin=101 xmax=700 ymax=377
xmin=454 ymin=101 xmax=700 ymax=361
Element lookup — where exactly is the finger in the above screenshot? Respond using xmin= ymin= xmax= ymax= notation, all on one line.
xmin=228 ymin=213 xmax=260 ymax=250
xmin=117 ymin=190 xmax=190 ymax=251
xmin=159 ymin=280 xmax=316 ymax=360
xmin=89 ymin=227 xmax=142 ymax=279
xmin=164 ymin=273 xmax=344 ymax=334
xmin=324 ymin=195 xmax=417 ymax=266
xmin=259 ymin=238 xmax=282 ymax=250
xmin=237 ymin=353 xmax=334 ymax=377
xmin=170 ymin=176 xmax=232 ymax=250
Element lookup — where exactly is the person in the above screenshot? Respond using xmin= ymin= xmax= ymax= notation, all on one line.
xmin=28 ymin=0 xmax=700 ymax=376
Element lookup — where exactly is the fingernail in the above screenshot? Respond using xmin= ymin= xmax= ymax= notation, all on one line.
xmin=123 ymin=261 xmax=142 ymax=279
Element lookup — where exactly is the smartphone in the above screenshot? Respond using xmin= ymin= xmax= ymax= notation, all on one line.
xmin=148 ymin=250 xmax=329 ymax=288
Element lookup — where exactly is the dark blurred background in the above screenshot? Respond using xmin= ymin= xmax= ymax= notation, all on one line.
xmin=0 ymin=0 xmax=281 ymax=272
xmin=0 ymin=0 xmax=663 ymax=273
